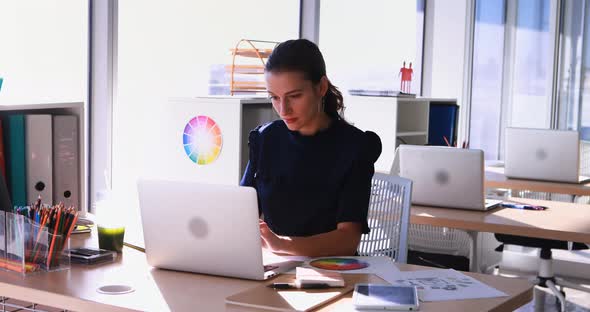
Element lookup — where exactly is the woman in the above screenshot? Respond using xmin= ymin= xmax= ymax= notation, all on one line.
xmin=240 ymin=39 xmax=381 ymax=257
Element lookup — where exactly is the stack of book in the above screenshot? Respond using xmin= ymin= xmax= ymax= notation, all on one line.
xmin=295 ymin=267 xmax=345 ymax=287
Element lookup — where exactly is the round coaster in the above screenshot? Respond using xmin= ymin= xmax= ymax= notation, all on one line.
xmin=97 ymin=284 xmax=135 ymax=295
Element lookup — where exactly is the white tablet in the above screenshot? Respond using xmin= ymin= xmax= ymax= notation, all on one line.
xmin=352 ymin=284 xmax=420 ymax=311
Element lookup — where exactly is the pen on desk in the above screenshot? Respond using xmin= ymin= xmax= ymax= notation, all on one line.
xmin=501 ymin=203 xmax=547 ymax=211
xmin=268 ymin=282 xmax=332 ymax=290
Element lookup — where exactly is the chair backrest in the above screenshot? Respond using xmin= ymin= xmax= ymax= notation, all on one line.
xmin=357 ymin=172 xmax=412 ymax=263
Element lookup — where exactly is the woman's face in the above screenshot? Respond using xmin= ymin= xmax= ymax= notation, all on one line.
xmin=265 ymin=71 xmax=328 ymax=135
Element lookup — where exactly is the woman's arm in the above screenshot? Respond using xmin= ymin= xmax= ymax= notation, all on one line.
xmin=260 ymin=221 xmax=362 ymax=257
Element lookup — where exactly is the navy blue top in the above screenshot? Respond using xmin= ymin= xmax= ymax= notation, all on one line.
xmin=240 ymin=118 xmax=382 ymax=237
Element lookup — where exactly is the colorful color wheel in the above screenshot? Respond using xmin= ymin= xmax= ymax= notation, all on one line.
xmin=309 ymin=258 xmax=369 ymax=271
xmin=183 ymin=116 xmax=223 ymax=165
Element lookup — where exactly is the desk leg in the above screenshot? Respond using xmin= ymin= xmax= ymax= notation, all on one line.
xmin=467 ymin=230 xmax=480 ymax=273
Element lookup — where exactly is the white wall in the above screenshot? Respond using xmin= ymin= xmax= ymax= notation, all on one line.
xmin=422 ymin=0 xmax=471 ymax=102
xmin=422 ymin=0 xmax=473 ymax=143
xmin=0 ymin=1 xmax=88 ymax=105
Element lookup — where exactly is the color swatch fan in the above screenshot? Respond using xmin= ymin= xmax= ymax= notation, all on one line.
xmin=183 ymin=116 xmax=223 ymax=165
xmin=310 ymin=258 xmax=369 ymax=271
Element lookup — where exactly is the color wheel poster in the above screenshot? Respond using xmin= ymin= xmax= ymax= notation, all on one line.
xmin=182 ymin=115 xmax=223 ymax=165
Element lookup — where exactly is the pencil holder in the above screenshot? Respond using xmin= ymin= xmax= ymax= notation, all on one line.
xmin=0 ymin=212 xmax=70 ymax=274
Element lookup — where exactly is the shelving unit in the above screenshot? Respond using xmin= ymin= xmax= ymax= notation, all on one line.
xmin=156 ymin=96 xmax=277 ymax=185
xmin=0 ymin=102 xmax=87 ymax=213
xmin=228 ymin=39 xmax=278 ymax=95
xmin=396 ymin=98 xmax=430 ymax=147
xmin=397 ymin=131 xmax=428 ymax=137
xmin=344 ymin=96 xmax=457 ymax=173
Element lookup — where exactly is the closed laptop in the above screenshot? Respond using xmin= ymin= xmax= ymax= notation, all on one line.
xmin=396 ymin=145 xmax=500 ymax=211
xmin=504 ymin=127 xmax=587 ymax=183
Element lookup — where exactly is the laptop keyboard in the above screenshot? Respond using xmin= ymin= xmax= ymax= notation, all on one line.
xmin=264 ymin=265 xmax=279 ymax=272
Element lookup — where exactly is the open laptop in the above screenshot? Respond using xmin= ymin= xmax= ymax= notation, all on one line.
xmin=396 ymin=145 xmax=501 ymax=210
xmin=137 ymin=179 xmax=300 ymax=280
xmin=504 ymin=127 xmax=589 ymax=183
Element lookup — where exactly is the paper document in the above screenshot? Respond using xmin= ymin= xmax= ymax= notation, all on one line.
xmin=295 ymin=267 xmax=345 ymax=287
xmin=386 ymin=269 xmax=507 ymax=302
xmin=295 ymin=256 xmax=400 ymax=277
xmin=273 ymin=255 xmax=507 ymax=303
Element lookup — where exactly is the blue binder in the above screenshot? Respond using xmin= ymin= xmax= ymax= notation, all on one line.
xmin=428 ymin=104 xmax=459 ymax=146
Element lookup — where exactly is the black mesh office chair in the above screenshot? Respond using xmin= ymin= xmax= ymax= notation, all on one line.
xmin=495 ymin=234 xmax=589 ymax=312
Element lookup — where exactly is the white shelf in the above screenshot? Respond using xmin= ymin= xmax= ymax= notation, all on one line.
xmin=397 ymin=131 xmax=428 ymax=137
xmin=344 ymin=95 xmax=457 ymax=172
xmin=164 ymin=97 xmax=276 ymax=185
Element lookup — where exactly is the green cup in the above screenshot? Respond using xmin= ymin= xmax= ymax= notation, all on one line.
xmin=98 ymin=226 xmax=125 ymax=253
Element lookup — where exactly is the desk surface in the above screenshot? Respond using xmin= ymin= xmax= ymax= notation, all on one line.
xmin=485 ymin=166 xmax=590 ymax=196
xmin=412 ymin=197 xmax=590 ymax=244
xmin=0 ymin=232 xmax=533 ymax=312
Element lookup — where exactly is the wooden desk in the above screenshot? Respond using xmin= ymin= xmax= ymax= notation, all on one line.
xmin=412 ymin=197 xmax=590 ymax=272
xmin=485 ymin=166 xmax=590 ymax=196
xmin=0 ymin=232 xmax=533 ymax=311
xmin=411 ymin=197 xmax=590 ymax=244
xmin=319 ymin=264 xmax=532 ymax=312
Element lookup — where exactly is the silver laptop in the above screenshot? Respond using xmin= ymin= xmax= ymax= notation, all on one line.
xmin=396 ymin=145 xmax=501 ymax=210
xmin=504 ymin=127 xmax=589 ymax=183
xmin=137 ymin=179 xmax=299 ymax=280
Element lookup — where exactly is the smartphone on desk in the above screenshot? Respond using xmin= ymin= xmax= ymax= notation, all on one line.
xmin=69 ymin=247 xmax=117 ymax=265
xmin=352 ymin=284 xmax=419 ymax=311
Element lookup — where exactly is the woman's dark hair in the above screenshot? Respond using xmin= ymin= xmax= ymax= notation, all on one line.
xmin=265 ymin=39 xmax=344 ymax=120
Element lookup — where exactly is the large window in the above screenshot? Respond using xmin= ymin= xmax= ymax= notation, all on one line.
xmin=469 ymin=0 xmax=555 ymax=160
xmin=508 ymin=0 xmax=553 ymax=129
xmin=558 ymin=0 xmax=590 ymax=135
xmin=469 ymin=0 xmax=506 ymax=160
xmin=0 ymin=1 xmax=88 ymax=105
xmin=114 ymin=1 xmax=300 ymax=247
xmin=318 ymin=1 xmax=424 ymax=95
xmin=557 ymin=0 xmax=590 ymax=174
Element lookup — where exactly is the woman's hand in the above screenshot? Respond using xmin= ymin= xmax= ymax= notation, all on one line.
xmin=259 ymin=220 xmax=362 ymax=257
xmin=260 ymin=220 xmax=288 ymax=253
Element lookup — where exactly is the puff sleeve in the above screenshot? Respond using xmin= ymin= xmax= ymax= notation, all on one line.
xmin=240 ymin=127 xmax=261 ymax=187
xmin=336 ymin=131 xmax=382 ymax=234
